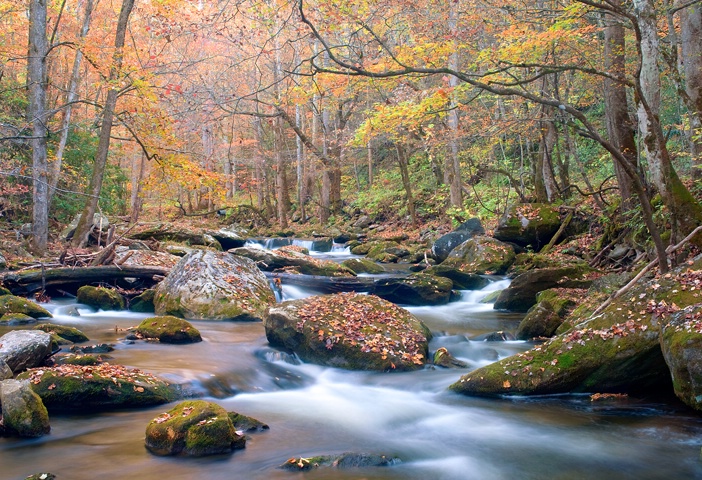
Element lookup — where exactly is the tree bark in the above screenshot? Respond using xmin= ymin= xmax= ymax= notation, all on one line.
xmin=680 ymin=4 xmax=702 ymax=176
xmin=71 ymin=0 xmax=135 ymax=248
xmin=396 ymin=144 xmax=417 ymax=227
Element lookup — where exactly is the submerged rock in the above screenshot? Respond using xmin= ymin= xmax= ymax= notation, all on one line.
xmin=19 ymin=363 xmax=176 ymax=410
xmin=264 ymin=293 xmax=431 ymax=371
xmin=135 ymin=316 xmax=202 ymax=344
xmin=0 ymin=379 xmax=50 ymax=437
xmin=441 ymin=236 xmax=516 ymax=275
xmin=145 ymin=400 xmax=245 ymax=456
xmin=154 ymin=250 xmax=275 ymax=321
xmin=0 ymin=330 xmax=52 ymax=373
xmin=76 ymin=286 xmax=126 ymax=311
xmin=280 ymin=452 xmax=399 ymax=471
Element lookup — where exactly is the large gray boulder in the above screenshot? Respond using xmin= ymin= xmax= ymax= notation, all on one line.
xmin=154 ymin=250 xmax=275 ymax=321
xmin=431 ymin=218 xmax=485 ymax=261
xmin=264 ymin=293 xmax=432 ymax=371
xmin=0 ymin=330 xmax=52 ymax=373
xmin=441 ymin=236 xmax=515 ymax=275
xmin=0 ymin=379 xmax=50 ymax=437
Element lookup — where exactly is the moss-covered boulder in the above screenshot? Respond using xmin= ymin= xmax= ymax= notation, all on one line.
xmin=76 ymin=286 xmax=126 ymax=311
xmin=0 ymin=330 xmax=52 ymax=373
xmin=450 ymin=263 xmax=702 ymax=397
xmin=154 ymin=250 xmax=275 ymax=321
xmin=366 ymin=241 xmax=409 ymax=263
xmin=0 ymin=379 xmax=50 ymax=437
xmin=515 ymin=289 xmax=583 ymax=340
xmin=494 ymin=265 xmax=594 ymax=312
xmin=0 ymin=313 xmax=36 ymax=325
xmin=0 ymin=286 xmax=11 ymax=295
xmin=493 ymin=203 xmax=561 ymax=250
xmin=52 ymin=353 xmax=104 ymax=366
xmin=19 ymin=363 xmax=176 ymax=410
xmin=660 ymin=304 xmax=702 ymax=411
xmin=423 ymin=265 xmax=489 ymax=290
xmin=33 ymin=323 xmax=89 ymax=343
xmin=0 ymin=295 xmax=52 ymax=319
xmin=342 ymin=258 xmax=385 ymax=274
xmin=280 ymin=452 xmax=399 ymax=471
xmin=440 ymin=236 xmax=516 ymax=275
xmin=373 ymin=273 xmax=453 ymax=305
xmin=135 ymin=316 xmax=202 ymax=344
xmin=430 ymin=218 xmax=485 ymax=262
xmin=145 ymin=400 xmax=245 ymax=456
xmin=264 ymin=293 xmax=431 ymax=371
xmin=229 ymin=246 xmax=355 ymax=277
xmin=508 ymin=252 xmax=588 ymax=275
xmin=129 ymin=289 xmax=155 ymax=313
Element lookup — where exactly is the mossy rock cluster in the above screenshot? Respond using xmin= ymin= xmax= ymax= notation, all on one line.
xmin=264 ymin=293 xmax=431 ymax=371
xmin=508 ymin=252 xmax=588 ymax=275
xmin=33 ymin=323 xmax=89 ymax=344
xmin=373 ymin=273 xmax=454 ymax=305
xmin=440 ymin=236 xmax=516 ymax=275
xmin=154 ymin=250 xmax=275 ymax=321
xmin=135 ymin=316 xmax=202 ymax=344
xmin=365 ymin=241 xmax=409 ymax=263
xmin=19 ymin=363 xmax=176 ymax=410
xmin=515 ymin=289 xmax=584 ymax=340
xmin=493 ymin=203 xmax=562 ymax=250
xmin=76 ymin=286 xmax=126 ymax=311
xmin=145 ymin=400 xmax=246 ymax=456
xmin=342 ymin=258 xmax=385 ymax=274
xmin=0 ymin=295 xmax=52 ymax=319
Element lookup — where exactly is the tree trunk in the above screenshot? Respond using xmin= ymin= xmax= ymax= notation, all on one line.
xmin=538 ymin=118 xmax=559 ymax=202
xmin=28 ymin=0 xmax=49 ymax=254
xmin=603 ymin=9 xmax=638 ymax=211
xmin=129 ymin=152 xmax=144 ymax=223
xmin=71 ymin=0 xmax=135 ymax=248
xmin=446 ymin=0 xmax=463 ymax=208
xmin=396 ymin=144 xmax=417 ymax=227
xmin=680 ymin=4 xmax=702 ymax=177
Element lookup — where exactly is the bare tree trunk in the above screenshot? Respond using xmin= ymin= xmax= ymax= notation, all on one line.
xmin=367 ymin=140 xmax=373 ymax=187
xmin=28 ymin=0 xmax=49 ymax=254
xmin=71 ymin=0 xmax=135 ymax=248
xmin=50 ymin=0 xmax=95 ymax=206
xmin=129 ymin=152 xmax=144 ymax=223
xmin=296 ymin=105 xmax=306 ymax=221
xmin=538 ymin=117 xmax=559 ymax=202
xmin=680 ymin=4 xmax=702 ymax=176
xmin=396 ymin=144 xmax=417 ymax=227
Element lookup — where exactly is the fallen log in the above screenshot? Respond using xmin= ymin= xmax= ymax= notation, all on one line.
xmin=265 ymin=272 xmax=380 ymax=294
xmin=1 ymin=265 xmax=171 ymax=296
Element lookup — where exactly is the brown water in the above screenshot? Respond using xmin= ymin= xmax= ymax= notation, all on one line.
xmin=2 ymin=281 xmax=702 ymax=480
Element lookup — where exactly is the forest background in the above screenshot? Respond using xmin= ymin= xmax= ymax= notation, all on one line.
xmin=1 ymin=0 xmax=702 ymax=266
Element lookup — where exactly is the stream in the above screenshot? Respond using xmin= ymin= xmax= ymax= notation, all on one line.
xmin=2 ymin=245 xmax=702 ymax=479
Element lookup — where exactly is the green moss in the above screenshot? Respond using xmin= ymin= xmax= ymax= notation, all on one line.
xmin=76 ymin=286 xmax=126 ymax=311
xmin=33 ymin=323 xmax=89 ymax=343
xmin=136 ymin=316 xmax=202 ymax=344
xmin=0 ymin=295 xmax=52 ymax=319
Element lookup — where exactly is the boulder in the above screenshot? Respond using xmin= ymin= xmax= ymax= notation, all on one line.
xmin=61 ymin=212 xmax=109 ymax=241
xmin=228 ymin=412 xmax=269 ymax=432
xmin=366 ymin=241 xmax=409 ymax=263
xmin=433 ymin=347 xmax=468 ymax=368
xmin=0 ymin=330 xmax=52 ymax=373
xmin=493 ymin=203 xmax=561 ymax=250
xmin=0 ymin=359 xmax=12 ymax=380
xmin=373 ymin=273 xmax=453 ymax=305
xmin=280 ymin=452 xmax=399 ymax=471
xmin=135 ymin=316 xmax=202 ymax=344
xmin=431 ymin=218 xmax=485 ymax=261
xmin=130 ymin=225 xmax=223 ymax=250
xmin=660 ymin=305 xmax=702 ymax=411
xmin=508 ymin=252 xmax=588 ymax=276
xmin=33 ymin=323 xmax=89 ymax=343
xmin=353 ymin=215 xmax=372 ymax=229
xmin=515 ymin=289 xmax=583 ymax=340
xmin=113 ymin=250 xmax=179 ymax=269
xmin=0 ymin=252 xmax=6 ymax=269
xmin=1 ymin=313 xmax=37 ymax=325
xmin=76 ymin=286 xmax=126 ymax=311
xmin=19 ymin=363 xmax=176 ymax=410
xmin=129 ymin=289 xmax=155 ymax=313
xmin=230 ymin=246 xmax=355 ymax=277
xmin=154 ymin=250 xmax=275 ymax=321
xmin=494 ymin=266 xmax=593 ymax=312
xmin=342 ymin=258 xmax=385 ymax=275
xmin=145 ymin=400 xmax=245 ymax=456
xmin=440 ymin=236 xmax=516 ymax=275
xmin=0 ymin=379 xmax=50 ymax=437
xmin=264 ymin=293 xmax=431 ymax=371
xmin=207 ymin=224 xmax=249 ymax=250
xmin=423 ymin=265 xmax=489 ymax=290
xmin=0 ymin=295 xmax=52 ymax=319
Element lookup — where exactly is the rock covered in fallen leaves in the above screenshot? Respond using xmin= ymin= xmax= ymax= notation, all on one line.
xmin=145 ymin=400 xmax=245 ymax=456
xmin=0 ymin=330 xmax=52 ymax=374
xmin=264 ymin=293 xmax=431 ymax=371
xmin=449 ymin=260 xmax=702 ymax=397
xmin=135 ymin=315 xmax=202 ymax=344
xmin=279 ymin=452 xmax=399 ymax=471
xmin=373 ymin=272 xmax=453 ymax=305
xmin=660 ymin=304 xmax=702 ymax=410
xmin=494 ymin=265 xmax=594 ymax=312
xmin=113 ymin=249 xmax=180 ymax=269
xmin=493 ymin=203 xmax=561 ymax=250
xmin=0 ymin=295 xmax=52 ymax=319
xmin=0 ymin=379 xmax=50 ymax=437
xmin=33 ymin=323 xmax=89 ymax=344
xmin=440 ymin=236 xmax=516 ymax=275
xmin=229 ymin=246 xmax=355 ymax=277
xmin=18 ymin=363 xmax=177 ymax=410
xmin=154 ymin=250 xmax=275 ymax=321
xmin=76 ymin=286 xmax=126 ymax=311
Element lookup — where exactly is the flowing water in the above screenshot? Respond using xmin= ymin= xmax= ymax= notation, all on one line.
xmin=2 ymin=276 xmax=702 ymax=479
